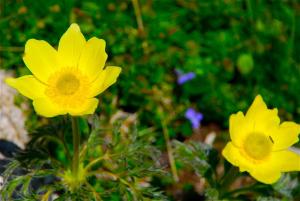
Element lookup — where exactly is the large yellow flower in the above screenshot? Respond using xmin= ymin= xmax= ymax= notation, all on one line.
xmin=222 ymin=95 xmax=300 ymax=184
xmin=6 ymin=24 xmax=121 ymax=117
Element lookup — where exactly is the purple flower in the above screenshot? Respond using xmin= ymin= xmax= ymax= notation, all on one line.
xmin=185 ymin=108 xmax=203 ymax=129
xmin=175 ymin=69 xmax=196 ymax=85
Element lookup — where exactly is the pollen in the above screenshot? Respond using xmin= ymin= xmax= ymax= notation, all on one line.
xmin=46 ymin=68 xmax=90 ymax=108
xmin=243 ymin=132 xmax=273 ymax=160
xmin=56 ymin=73 xmax=80 ymax=95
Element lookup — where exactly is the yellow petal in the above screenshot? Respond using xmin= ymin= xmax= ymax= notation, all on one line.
xmin=245 ymin=95 xmax=280 ymax=134
xmin=58 ymin=23 xmax=86 ymax=68
xmin=222 ymin=142 xmax=254 ymax=172
xmin=250 ymin=149 xmax=300 ymax=184
xmin=68 ymin=98 xmax=99 ymax=116
xmin=78 ymin=37 xmax=107 ymax=80
xmin=23 ymin=39 xmax=59 ymax=82
xmin=271 ymin=122 xmax=300 ymax=150
xmin=269 ymin=149 xmax=300 ymax=172
xmin=33 ymin=98 xmax=67 ymax=117
xmin=249 ymin=167 xmax=281 ymax=184
xmin=5 ymin=75 xmax=46 ymax=100
xmin=246 ymin=95 xmax=267 ymax=117
xmin=229 ymin=112 xmax=252 ymax=147
xmin=88 ymin=66 xmax=121 ymax=97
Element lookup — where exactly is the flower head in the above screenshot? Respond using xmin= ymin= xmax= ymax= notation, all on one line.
xmin=222 ymin=95 xmax=300 ymax=184
xmin=6 ymin=24 xmax=121 ymax=117
xmin=185 ymin=108 xmax=203 ymax=129
xmin=175 ymin=69 xmax=196 ymax=85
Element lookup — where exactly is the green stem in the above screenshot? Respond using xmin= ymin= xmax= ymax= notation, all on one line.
xmin=84 ymin=152 xmax=120 ymax=171
xmin=71 ymin=116 xmax=80 ymax=176
xmin=219 ymin=166 xmax=239 ymax=197
xmin=84 ymin=153 xmax=109 ymax=171
xmin=161 ymin=118 xmax=179 ymax=182
xmin=222 ymin=183 xmax=265 ymax=198
xmin=131 ymin=0 xmax=144 ymax=34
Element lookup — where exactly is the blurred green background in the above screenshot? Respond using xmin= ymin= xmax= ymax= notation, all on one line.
xmin=1 ymin=0 xmax=299 ymax=138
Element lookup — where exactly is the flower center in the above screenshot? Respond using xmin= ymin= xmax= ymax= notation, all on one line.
xmin=56 ymin=73 xmax=80 ymax=95
xmin=46 ymin=68 xmax=90 ymax=108
xmin=243 ymin=132 xmax=273 ymax=160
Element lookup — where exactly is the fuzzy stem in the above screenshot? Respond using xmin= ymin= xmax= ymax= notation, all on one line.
xmin=162 ymin=118 xmax=179 ymax=182
xmin=71 ymin=117 xmax=80 ymax=176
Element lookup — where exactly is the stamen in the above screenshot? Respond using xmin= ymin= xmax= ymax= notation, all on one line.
xmin=56 ymin=73 xmax=80 ymax=95
xmin=243 ymin=132 xmax=273 ymax=160
xmin=45 ymin=68 xmax=90 ymax=108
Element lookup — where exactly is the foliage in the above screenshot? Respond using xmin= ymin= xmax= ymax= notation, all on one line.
xmin=1 ymin=117 xmax=167 ymax=200
xmin=172 ymin=140 xmax=210 ymax=177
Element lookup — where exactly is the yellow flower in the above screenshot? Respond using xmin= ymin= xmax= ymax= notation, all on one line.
xmin=222 ymin=95 xmax=300 ymax=184
xmin=6 ymin=24 xmax=121 ymax=117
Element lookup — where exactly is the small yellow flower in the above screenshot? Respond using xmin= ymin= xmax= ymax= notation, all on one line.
xmin=6 ymin=24 xmax=121 ymax=117
xmin=222 ymin=95 xmax=300 ymax=184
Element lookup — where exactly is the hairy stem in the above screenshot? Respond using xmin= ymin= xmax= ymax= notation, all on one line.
xmin=71 ymin=116 xmax=80 ymax=176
